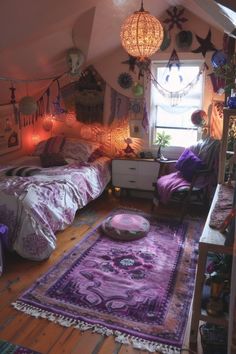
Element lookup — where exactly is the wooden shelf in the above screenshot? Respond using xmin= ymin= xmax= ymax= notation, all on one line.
xmin=189 ymin=184 xmax=234 ymax=346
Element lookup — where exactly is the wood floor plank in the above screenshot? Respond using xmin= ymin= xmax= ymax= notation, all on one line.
xmin=0 ymin=313 xmax=31 ymax=341
xmin=29 ymin=322 xmax=67 ymax=353
xmin=97 ymin=335 xmax=121 ymax=354
xmin=70 ymin=331 xmax=104 ymax=354
xmin=47 ymin=327 xmax=80 ymax=354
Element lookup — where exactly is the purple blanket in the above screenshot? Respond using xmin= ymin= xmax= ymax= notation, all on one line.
xmin=157 ymin=171 xmax=191 ymax=204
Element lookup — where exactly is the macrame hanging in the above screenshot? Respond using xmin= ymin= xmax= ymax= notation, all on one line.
xmin=165 ymin=49 xmax=182 ymax=82
xmin=149 ymin=63 xmax=206 ymax=107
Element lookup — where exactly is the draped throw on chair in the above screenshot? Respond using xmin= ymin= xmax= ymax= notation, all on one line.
xmin=155 ymin=137 xmax=220 ymax=206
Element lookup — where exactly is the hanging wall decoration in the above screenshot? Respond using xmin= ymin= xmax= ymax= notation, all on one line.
xmin=66 ymin=48 xmax=84 ymax=77
xmin=163 ymin=7 xmax=188 ymax=31
xmin=109 ymin=87 xmax=130 ymax=125
xmin=19 ymin=96 xmax=37 ymax=115
xmin=132 ymin=82 xmax=144 ymax=97
xmin=165 ymin=49 xmax=183 ymax=82
xmin=61 ymin=65 xmax=106 ymax=124
xmin=160 ymin=27 xmax=171 ymax=51
xmin=0 ymin=112 xmax=21 ymax=155
xmin=192 ymin=29 xmax=217 ymax=57
xmin=52 ymin=79 xmax=67 ymax=116
xmin=176 ymin=30 xmax=192 ymax=49
xmin=117 ymin=72 xmax=133 ymax=89
xmin=122 ymin=56 xmax=137 ymax=72
xmin=211 ymin=50 xmax=227 ymax=69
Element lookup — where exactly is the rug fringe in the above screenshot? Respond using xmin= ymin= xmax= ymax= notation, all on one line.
xmin=12 ymin=301 xmax=181 ymax=354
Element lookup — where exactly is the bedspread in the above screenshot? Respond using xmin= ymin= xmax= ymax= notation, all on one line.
xmin=0 ymin=156 xmax=111 ymax=261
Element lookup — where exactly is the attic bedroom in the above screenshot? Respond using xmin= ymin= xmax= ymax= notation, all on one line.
xmin=0 ymin=0 xmax=235 ymax=353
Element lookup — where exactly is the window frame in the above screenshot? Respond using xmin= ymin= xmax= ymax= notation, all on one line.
xmin=149 ymin=59 xmax=206 ymax=149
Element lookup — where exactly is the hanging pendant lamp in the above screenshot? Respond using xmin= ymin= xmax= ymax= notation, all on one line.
xmin=120 ymin=0 xmax=164 ymax=61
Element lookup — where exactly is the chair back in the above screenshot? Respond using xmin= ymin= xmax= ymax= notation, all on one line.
xmin=190 ymin=137 xmax=220 ymax=172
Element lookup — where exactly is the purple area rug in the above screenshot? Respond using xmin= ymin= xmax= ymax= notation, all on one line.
xmin=13 ymin=208 xmax=203 ymax=353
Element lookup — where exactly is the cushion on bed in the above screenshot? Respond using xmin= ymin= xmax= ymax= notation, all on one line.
xmin=32 ymin=136 xmax=65 ymax=156
xmin=87 ymin=148 xmax=105 ymax=162
xmin=62 ymin=138 xmax=100 ymax=162
xmin=102 ymin=214 xmax=150 ymax=241
xmin=40 ymin=153 xmax=68 ymax=168
xmin=5 ymin=166 xmax=42 ymax=176
xmin=175 ymin=148 xmax=205 ymax=181
xmin=32 ymin=139 xmax=47 ymax=156
xmin=44 ymin=136 xmax=66 ymax=154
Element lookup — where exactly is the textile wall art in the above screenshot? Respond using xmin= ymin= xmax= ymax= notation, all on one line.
xmin=0 ymin=113 xmax=21 ymax=155
xmin=61 ymin=65 xmax=106 ymax=124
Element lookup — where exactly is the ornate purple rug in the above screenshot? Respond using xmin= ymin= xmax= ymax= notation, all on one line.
xmin=13 ymin=208 xmax=202 ymax=353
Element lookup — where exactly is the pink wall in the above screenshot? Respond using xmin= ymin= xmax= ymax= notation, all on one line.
xmin=0 ymin=8 xmax=227 ymax=162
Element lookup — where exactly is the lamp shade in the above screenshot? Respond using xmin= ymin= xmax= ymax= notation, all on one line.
xmin=120 ymin=3 xmax=163 ymax=60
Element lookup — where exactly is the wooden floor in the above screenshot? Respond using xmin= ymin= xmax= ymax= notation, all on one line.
xmin=0 ymin=190 xmax=207 ymax=354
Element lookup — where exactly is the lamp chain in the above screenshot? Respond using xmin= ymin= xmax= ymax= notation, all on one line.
xmin=140 ymin=0 xmax=144 ymax=11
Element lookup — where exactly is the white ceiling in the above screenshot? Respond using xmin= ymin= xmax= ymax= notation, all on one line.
xmin=0 ymin=0 xmax=235 ymax=108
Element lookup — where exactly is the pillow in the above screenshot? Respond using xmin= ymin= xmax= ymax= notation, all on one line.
xmin=175 ymin=148 xmax=205 ymax=181
xmin=62 ymin=138 xmax=100 ymax=162
xmin=5 ymin=166 xmax=42 ymax=177
xmin=32 ymin=139 xmax=47 ymax=156
xmin=32 ymin=136 xmax=65 ymax=156
xmin=44 ymin=136 xmax=65 ymax=154
xmin=40 ymin=153 xmax=68 ymax=168
xmin=87 ymin=148 xmax=105 ymax=162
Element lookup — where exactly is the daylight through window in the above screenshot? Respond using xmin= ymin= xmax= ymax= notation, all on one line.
xmin=151 ymin=60 xmax=205 ymax=147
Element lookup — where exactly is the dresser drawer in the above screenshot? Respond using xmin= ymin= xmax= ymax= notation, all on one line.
xmin=112 ymin=160 xmax=138 ymax=175
xmin=138 ymin=161 xmax=159 ymax=177
xmin=112 ymin=173 xmax=138 ymax=189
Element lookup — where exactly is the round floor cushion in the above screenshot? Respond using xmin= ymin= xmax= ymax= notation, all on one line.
xmin=102 ymin=213 xmax=150 ymax=241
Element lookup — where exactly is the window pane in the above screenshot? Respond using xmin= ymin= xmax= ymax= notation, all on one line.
xmin=155 ymin=128 xmax=198 ymax=147
xmin=152 ymin=61 xmax=204 ymax=147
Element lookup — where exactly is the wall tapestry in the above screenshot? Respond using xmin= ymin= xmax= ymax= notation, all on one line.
xmin=0 ymin=113 xmax=21 ymax=155
xmin=61 ymin=66 xmax=106 ymax=124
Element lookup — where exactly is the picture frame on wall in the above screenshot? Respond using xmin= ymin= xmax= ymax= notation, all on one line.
xmin=0 ymin=113 xmax=21 ymax=155
xmin=129 ymin=119 xmax=144 ymax=138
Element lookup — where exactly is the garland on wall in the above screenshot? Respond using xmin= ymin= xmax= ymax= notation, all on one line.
xmin=148 ymin=63 xmax=207 ymax=107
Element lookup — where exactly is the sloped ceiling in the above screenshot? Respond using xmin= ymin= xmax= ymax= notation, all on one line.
xmin=0 ymin=0 xmax=235 ymax=107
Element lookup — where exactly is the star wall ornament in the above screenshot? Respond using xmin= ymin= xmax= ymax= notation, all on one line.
xmin=192 ymin=29 xmax=217 ymax=57
xmin=163 ymin=7 xmax=188 ymax=31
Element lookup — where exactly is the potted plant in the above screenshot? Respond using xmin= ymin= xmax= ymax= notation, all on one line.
xmin=155 ymin=131 xmax=171 ymax=160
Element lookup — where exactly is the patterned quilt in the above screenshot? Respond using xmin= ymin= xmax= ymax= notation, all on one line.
xmin=0 ymin=156 xmax=111 ymax=261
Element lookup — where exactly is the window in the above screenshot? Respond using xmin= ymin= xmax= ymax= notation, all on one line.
xmin=151 ymin=60 xmax=205 ymax=147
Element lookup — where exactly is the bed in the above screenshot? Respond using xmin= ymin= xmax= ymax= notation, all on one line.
xmin=0 ymin=136 xmax=111 ymax=261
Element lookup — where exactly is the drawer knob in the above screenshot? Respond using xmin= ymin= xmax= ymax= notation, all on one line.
xmin=129 ymin=167 xmax=136 ymax=170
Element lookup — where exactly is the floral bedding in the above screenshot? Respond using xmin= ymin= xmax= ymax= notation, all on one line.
xmin=0 ymin=156 xmax=111 ymax=261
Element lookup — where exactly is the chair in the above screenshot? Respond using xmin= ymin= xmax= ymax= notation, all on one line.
xmin=153 ymin=137 xmax=220 ymax=220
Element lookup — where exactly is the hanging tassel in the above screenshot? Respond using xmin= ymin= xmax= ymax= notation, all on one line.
xmin=46 ymin=88 xmax=50 ymax=115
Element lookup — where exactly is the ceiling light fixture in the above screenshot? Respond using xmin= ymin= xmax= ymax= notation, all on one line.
xmin=120 ymin=0 xmax=164 ymax=61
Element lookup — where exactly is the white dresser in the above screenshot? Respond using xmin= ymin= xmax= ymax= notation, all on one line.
xmin=112 ymin=158 xmax=160 ymax=191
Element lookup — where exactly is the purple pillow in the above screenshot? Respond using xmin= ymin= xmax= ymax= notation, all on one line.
xmin=175 ymin=148 xmax=205 ymax=181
